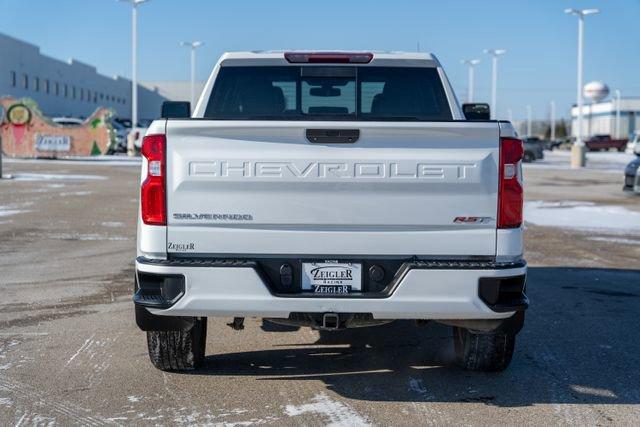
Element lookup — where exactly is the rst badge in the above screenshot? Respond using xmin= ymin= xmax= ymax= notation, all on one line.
xmin=453 ymin=216 xmax=494 ymax=224
xmin=302 ymin=261 xmax=362 ymax=294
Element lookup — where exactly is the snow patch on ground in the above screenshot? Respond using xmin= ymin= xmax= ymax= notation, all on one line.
xmin=127 ymin=396 xmax=141 ymax=403
xmin=0 ymin=397 xmax=13 ymax=406
xmin=525 ymin=201 xmax=640 ymax=234
xmin=0 ymin=208 xmax=27 ymax=218
xmin=5 ymin=156 xmax=141 ymax=167
xmin=0 ymin=339 xmax=20 ymax=371
xmin=101 ymin=221 xmax=124 ymax=228
xmin=47 ymin=233 xmax=130 ymax=241
xmin=284 ymin=393 xmax=371 ymax=426
xmin=11 ymin=173 xmax=106 ymax=181
xmin=588 ymin=236 xmax=640 ymax=245
xmin=59 ymin=191 xmax=92 ymax=197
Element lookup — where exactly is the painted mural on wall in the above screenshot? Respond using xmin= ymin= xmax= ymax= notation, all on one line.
xmin=0 ymin=97 xmax=115 ymax=158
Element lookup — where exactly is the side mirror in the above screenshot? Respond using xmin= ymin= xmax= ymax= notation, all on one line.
xmin=462 ymin=103 xmax=491 ymax=120
xmin=161 ymin=101 xmax=191 ymax=119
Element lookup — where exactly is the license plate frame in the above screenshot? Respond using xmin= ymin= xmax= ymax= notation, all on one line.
xmin=301 ymin=261 xmax=362 ymax=294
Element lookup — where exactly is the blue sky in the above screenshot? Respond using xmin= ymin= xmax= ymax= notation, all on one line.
xmin=2 ymin=0 xmax=639 ymax=120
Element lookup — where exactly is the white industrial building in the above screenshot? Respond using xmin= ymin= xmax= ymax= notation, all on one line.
xmin=0 ymin=32 xmax=166 ymax=122
xmin=571 ymin=97 xmax=640 ymax=139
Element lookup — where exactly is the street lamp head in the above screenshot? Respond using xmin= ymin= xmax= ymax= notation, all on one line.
xmin=181 ymin=41 xmax=204 ymax=48
xmin=484 ymin=49 xmax=506 ymax=57
xmin=565 ymin=8 xmax=600 ymax=17
xmin=118 ymin=0 xmax=150 ymax=4
xmin=461 ymin=59 xmax=481 ymax=66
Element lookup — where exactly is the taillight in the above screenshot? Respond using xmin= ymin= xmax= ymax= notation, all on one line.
xmin=141 ymin=134 xmax=166 ymax=225
xmin=284 ymin=52 xmax=373 ymax=64
xmin=498 ymin=137 xmax=524 ymax=229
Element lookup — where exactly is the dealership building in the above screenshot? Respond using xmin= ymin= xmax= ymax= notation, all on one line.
xmin=571 ymin=97 xmax=640 ymax=139
xmin=0 ymin=32 xmax=167 ymax=122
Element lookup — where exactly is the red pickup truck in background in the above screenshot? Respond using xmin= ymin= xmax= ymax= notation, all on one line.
xmin=585 ymin=134 xmax=628 ymax=152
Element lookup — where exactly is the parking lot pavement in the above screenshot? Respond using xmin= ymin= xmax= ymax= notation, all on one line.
xmin=1 ymin=155 xmax=639 ymax=426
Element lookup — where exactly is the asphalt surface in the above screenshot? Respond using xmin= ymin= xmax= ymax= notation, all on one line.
xmin=1 ymin=154 xmax=640 ymax=426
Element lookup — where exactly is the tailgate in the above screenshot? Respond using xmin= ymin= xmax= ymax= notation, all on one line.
xmin=165 ymin=121 xmax=500 ymax=256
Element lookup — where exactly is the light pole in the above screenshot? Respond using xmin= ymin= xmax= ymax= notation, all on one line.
xmin=181 ymin=41 xmax=204 ymax=108
xmin=526 ymin=105 xmax=532 ymax=136
xmin=614 ymin=89 xmax=621 ymax=139
xmin=507 ymin=108 xmax=513 ymax=123
xmin=119 ymin=0 xmax=150 ymax=127
xmin=565 ymin=8 xmax=600 ymax=168
xmin=550 ymin=101 xmax=556 ymax=141
xmin=484 ymin=49 xmax=506 ymax=119
xmin=461 ymin=59 xmax=480 ymax=103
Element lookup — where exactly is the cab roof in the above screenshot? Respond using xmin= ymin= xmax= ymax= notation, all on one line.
xmin=217 ymin=51 xmax=440 ymax=67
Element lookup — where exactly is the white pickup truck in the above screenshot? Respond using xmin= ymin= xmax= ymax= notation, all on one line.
xmin=134 ymin=51 xmax=528 ymax=372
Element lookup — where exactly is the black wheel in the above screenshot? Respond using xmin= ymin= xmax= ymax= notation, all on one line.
xmin=523 ymin=152 xmax=534 ymax=163
xmin=618 ymin=146 xmax=626 ymax=152
xmin=146 ymin=317 xmax=207 ymax=371
xmin=453 ymin=327 xmax=515 ymax=372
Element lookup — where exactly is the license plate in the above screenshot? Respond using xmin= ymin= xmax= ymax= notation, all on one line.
xmin=302 ymin=261 xmax=362 ymax=294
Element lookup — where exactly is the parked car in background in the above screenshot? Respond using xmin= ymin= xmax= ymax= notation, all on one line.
xmin=544 ymin=139 xmax=563 ymax=151
xmin=624 ymin=152 xmax=640 ymax=193
xmin=626 ymin=131 xmax=640 ymax=154
xmin=52 ymin=117 xmax=84 ymax=126
xmin=523 ymin=137 xmax=544 ymax=162
xmin=107 ymin=117 xmax=132 ymax=154
xmin=585 ymin=134 xmax=627 ymax=152
xmin=127 ymin=126 xmax=148 ymax=155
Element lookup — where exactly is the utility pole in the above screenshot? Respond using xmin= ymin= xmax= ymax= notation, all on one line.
xmin=461 ymin=59 xmax=481 ymax=103
xmin=119 ymin=0 xmax=150 ymax=127
xmin=507 ymin=108 xmax=513 ymax=123
xmin=526 ymin=105 xmax=532 ymax=136
xmin=484 ymin=49 xmax=506 ymax=119
xmin=550 ymin=101 xmax=556 ymax=141
xmin=565 ymin=8 xmax=600 ymax=168
xmin=181 ymin=41 xmax=204 ymax=108
xmin=615 ymin=89 xmax=621 ymax=139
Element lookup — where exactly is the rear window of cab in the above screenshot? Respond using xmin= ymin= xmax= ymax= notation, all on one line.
xmin=204 ymin=66 xmax=452 ymax=121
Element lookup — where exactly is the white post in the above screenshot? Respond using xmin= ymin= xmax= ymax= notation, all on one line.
xmin=526 ymin=105 xmax=532 ymax=136
xmin=615 ymin=89 xmax=621 ymax=139
xmin=131 ymin=3 xmax=138 ymax=127
xmin=181 ymin=41 xmax=203 ymax=110
xmin=565 ymin=8 xmax=599 ymax=168
xmin=484 ymin=50 xmax=506 ymax=119
xmin=507 ymin=108 xmax=513 ymax=123
xmin=576 ymin=15 xmax=584 ymax=146
xmin=550 ymin=101 xmax=556 ymax=141
xmin=120 ymin=0 xmax=150 ymax=126
xmin=190 ymin=47 xmax=196 ymax=107
xmin=461 ymin=59 xmax=480 ymax=103
xmin=491 ymin=56 xmax=497 ymax=119
xmin=468 ymin=65 xmax=474 ymax=103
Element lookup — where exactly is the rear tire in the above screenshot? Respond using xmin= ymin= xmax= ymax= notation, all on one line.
xmin=453 ymin=327 xmax=515 ymax=372
xmin=523 ymin=152 xmax=534 ymax=163
xmin=147 ymin=317 xmax=207 ymax=371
